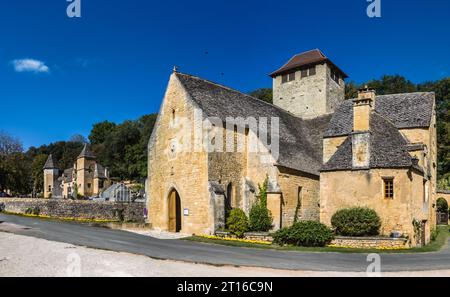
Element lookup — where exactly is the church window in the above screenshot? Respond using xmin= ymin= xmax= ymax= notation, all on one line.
xmin=281 ymin=74 xmax=288 ymax=84
xmin=309 ymin=66 xmax=316 ymax=76
xmin=87 ymin=183 xmax=91 ymax=189
xmin=383 ymin=178 xmax=394 ymax=199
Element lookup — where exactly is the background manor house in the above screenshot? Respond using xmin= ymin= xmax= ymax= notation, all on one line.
xmin=44 ymin=144 xmax=111 ymax=199
xmin=147 ymin=49 xmax=437 ymax=247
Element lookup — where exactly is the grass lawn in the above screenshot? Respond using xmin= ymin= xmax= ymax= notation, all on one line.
xmin=183 ymin=225 xmax=450 ymax=254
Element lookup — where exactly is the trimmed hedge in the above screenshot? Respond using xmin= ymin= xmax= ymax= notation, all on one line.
xmin=226 ymin=208 xmax=249 ymax=238
xmin=273 ymin=221 xmax=334 ymax=247
xmin=331 ymin=207 xmax=381 ymax=236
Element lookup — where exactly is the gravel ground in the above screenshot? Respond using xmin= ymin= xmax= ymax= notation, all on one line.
xmin=1 ymin=232 xmax=450 ymax=277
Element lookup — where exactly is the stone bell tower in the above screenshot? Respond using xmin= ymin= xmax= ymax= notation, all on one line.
xmin=43 ymin=154 xmax=59 ymax=198
xmin=76 ymin=144 xmax=96 ymax=197
xmin=270 ymin=49 xmax=347 ymax=119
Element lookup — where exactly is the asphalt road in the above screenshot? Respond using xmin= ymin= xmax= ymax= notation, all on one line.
xmin=1 ymin=213 xmax=449 ymax=272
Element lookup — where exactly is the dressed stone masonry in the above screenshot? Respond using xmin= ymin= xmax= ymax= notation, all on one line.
xmin=147 ymin=49 xmax=438 ymax=247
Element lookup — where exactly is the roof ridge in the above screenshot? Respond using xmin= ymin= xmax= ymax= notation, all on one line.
xmin=375 ymin=91 xmax=434 ymax=98
xmin=275 ymin=49 xmax=324 ymax=71
xmin=175 ymin=72 xmax=303 ymax=119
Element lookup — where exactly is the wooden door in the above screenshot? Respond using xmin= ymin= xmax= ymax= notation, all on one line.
xmin=168 ymin=190 xmax=181 ymax=232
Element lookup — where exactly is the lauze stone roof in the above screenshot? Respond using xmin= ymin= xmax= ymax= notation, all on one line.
xmin=174 ymin=73 xmax=434 ymax=174
xmin=322 ymin=112 xmax=416 ymax=171
xmin=175 ymin=72 xmax=332 ymax=176
xmin=324 ymin=92 xmax=435 ymax=137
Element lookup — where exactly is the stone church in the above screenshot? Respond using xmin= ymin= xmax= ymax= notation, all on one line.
xmin=147 ymin=49 xmax=437 ymax=246
xmin=44 ymin=144 xmax=111 ymax=199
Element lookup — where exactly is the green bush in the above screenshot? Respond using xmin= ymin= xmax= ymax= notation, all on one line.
xmin=249 ymin=203 xmax=273 ymax=232
xmin=226 ymin=208 xmax=249 ymax=238
xmin=331 ymin=207 xmax=381 ymax=236
xmin=272 ymin=221 xmax=334 ymax=247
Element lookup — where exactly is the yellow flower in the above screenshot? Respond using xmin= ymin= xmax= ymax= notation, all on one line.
xmin=197 ymin=234 xmax=271 ymax=245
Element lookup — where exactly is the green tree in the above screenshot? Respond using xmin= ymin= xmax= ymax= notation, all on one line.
xmin=89 ymin=121 xmax=117 ymax=145
xmin=249 ymin=88 xmax=273 ymax=104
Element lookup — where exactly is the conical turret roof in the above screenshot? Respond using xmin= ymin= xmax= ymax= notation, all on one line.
xmin=77 ymin=143 xmax=96 ymax=159
xmin=43 ymin=154 xmax=57 ymax=169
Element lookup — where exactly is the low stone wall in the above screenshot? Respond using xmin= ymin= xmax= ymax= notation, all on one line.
xmin=0 ymin=198 xmax=145 ymax=223
xmin=330 ymin=236 xmax=409 ymax=249
xmin=215 ymin=231 xmax=273 ymax=242
xmin=214 ymin=231 xmax=409 ymax=249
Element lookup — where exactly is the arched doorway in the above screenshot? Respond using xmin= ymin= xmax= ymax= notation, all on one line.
xmin=437 ymin=197 xmax=449 ymax=225
xmin=168 ymin=189 xmax=182 ymax=232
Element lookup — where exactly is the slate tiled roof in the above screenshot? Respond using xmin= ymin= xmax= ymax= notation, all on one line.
xmin=78 ymin=144 xmax=96 ymax=159
xmin=324 ymin=92 xmax=435 ymax=137
xmin=43 ymin=154 xmax=57 ymax=169
xmin=94 ymin=163 xmax=108 ymax=179
xmin=175 ymin=72 xmax=332 ymax=176
xmin=270 ymin=49 xmax=348 ymax=78
xmin=63 ymin=168 xmax=73 ymax=182
xmin=322 ymin=112 xmax=415 ymax=171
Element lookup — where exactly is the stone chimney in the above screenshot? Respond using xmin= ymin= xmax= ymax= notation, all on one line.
xmin=351 ymin=86 xmax=375 ymax=169
xmin=353 ymin=86 xmax=375 ymax=132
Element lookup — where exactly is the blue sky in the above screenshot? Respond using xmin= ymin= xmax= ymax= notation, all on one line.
xmin=1 ymin=0 xmax=450 ymax=149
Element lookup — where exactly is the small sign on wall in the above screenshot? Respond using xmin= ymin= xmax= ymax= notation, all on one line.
xmin=184 ymin=208 xmax=189 ymax=216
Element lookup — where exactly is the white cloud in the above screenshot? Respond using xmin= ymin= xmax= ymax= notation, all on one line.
xmin=11 ymin=59 xmax=50 ymax=73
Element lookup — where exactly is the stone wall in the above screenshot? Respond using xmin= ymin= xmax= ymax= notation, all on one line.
xmin=214 ymin=231 xmax=408 ymax=249
xmin=0 ymin=198 xmax=145 ymax=223
xmin=320 ymin=168 xmax=430 ymax=247
xmin=330 ymin=236 xmax=409 ymax=249
xmin=277 ymin=166 xmax=320 ymax=226
xmin=272 ymin=63 xmax=345 ymax=119
xmin=215 ymin=231 xmax=273 ymax=243
xmin=147 ymin=73 xmax=210 ymax=235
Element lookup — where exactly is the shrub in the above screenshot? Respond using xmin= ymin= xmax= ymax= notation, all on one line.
xmin=0 ymin=203 xmax=5 ymax=212
xmin=273 ymin=221 xmax=334 ymax=247
xmin=249 ymin=203 xmax=273 ymax=232
xmin=248 ymin=175 xmax=273 ymax=232
xmin=331 ymin=207 xmax=381 ymax=236
xmin=226 ymin=208 xmax=249 ymax=238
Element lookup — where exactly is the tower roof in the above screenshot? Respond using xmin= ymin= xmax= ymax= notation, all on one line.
xmin=77 ymin=144 xmax=96 ymax=159
xmin=270 ymin=49 xmax=348 ymax=78
xmin=43 ymin=154 xmax=57 ymax=169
